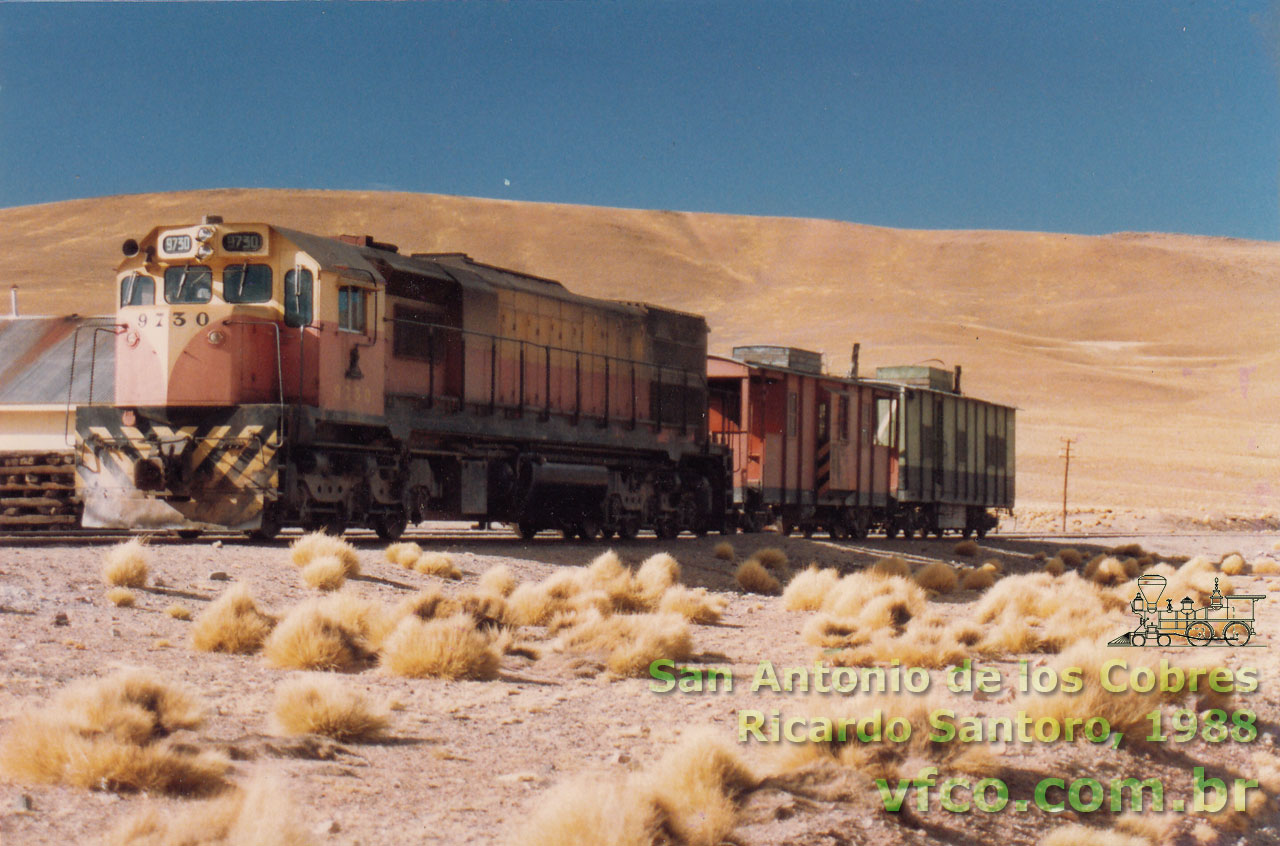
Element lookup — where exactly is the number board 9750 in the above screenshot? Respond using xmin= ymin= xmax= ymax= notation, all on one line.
xmin=221 ymin=232 xmax=264 ymax=252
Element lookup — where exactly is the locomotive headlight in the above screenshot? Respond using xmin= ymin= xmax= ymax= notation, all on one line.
xmin=196 ymin=226 xmax=215 ymax=243
xmin=206 ymin=330 xmax=226 ymax=346
xmin=195 ymin=243 xmax=214 ymax=260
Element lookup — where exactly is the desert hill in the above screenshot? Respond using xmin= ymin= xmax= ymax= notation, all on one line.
xmin=1 ymin=188 xmax=1277 ymax=514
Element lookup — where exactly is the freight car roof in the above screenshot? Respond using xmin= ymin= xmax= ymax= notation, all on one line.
xmin=0 ymin=315 xmax=115 ymax=405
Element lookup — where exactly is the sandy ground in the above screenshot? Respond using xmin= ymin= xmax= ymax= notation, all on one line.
xmin=2 ymin=526 xmax=1279 ymax=845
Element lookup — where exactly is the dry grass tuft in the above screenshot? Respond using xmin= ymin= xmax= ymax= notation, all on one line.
xmin=103 ymin=539 xmax=149 ymax=588
xmin=636 ymin=552 xmax=682 ymax=598
xmin=1038 ymin=824 xmax=1154 ymax=846
xmin=1024 ymin=640 xmax=1234 ymax=743
xmin=713 ymin=541 xmax=735 ymax=561
xmin=967 ymin=572 xmax=1125 ymax=656
xmin=870 ymin=556 xmax=911 ymax=578
xmin=1252 ymin=557 xmax=1280 ymax=574
xmin=1219 ymin=553 xmax=1248 ymax=575
xmin=263 ymin=599 xmax=377 ymax=671
xmin=1057 ymin=547 xmax=1084 ymax=568
xmin=108 ymin=587 xmax=137 ymax=607
xmin=479 ymin=564 xmax=518 ymax=597
xmin=641 ymin=728 xmax=758 ymax=845
xmin=953 ymin=539 xmax=979 ymax=557
xmin=384 ymin=541 xmax=422 ymax=568
xmin=1043 ymin=557 xmax=1065 ymax=576
xmin=165 ymin=604 xmax=192 ymax=621
xmin=380 ymin=614 xmax=500 ymax=680
xmin=191 ymin=584 xmax=276 ymax=654
xmin=657 ymin=585 xmax=727 ymax=624
xmin=980 ymin=558 xmax=1004 ymax=574
xmin=0 ymin=669 xmax=226 ymax=796
xmin=103 ymin=774 xmax=313 ymax=846
xmin=414 ymin=551 xmax=462 ymax=580
xmin=458 ymin=590 xmax=510 ymax=630
xmin=272 ymin=675 xmax=388 ymax=741
xmin=289 ymin=532 xmax=359 ymax=576
xmin=914 ymin=561 xmax=958 ymax=593
xmin=1110 ymin=543 xmax=1146 ymax=558
xmin=751 ymin=547 xmax=788 ymax=573
xmin=394 ymin=587 xmax=460 ymax=623
xmin=782 ymin=565 xmax=841 ymax=611
xmin=735 ymin=559 xmax=781 ymax=595
xmin=557 ymin=610 xmax=693 ymax=677
xmin=517 ymin=728 xmax=755 ymax=846
xmin=301 ymin=556 xmax=346 ymax=591
xmin=1085 ymin=555 xmax=1131 ymax=586
xmin=960 ymin=568 xmax=996 ymax=591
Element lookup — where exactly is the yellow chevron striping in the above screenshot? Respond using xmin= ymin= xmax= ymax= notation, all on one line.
xmin=189 ymin=426 xmax=232 ymax=467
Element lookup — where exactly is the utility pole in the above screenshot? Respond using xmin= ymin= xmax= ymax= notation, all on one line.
xmin=1060 ymin=437 xmax=1075 ymax=533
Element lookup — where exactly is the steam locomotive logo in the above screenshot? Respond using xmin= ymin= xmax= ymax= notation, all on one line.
xmin=1109 ymin=574 xmax=1265 ymax=648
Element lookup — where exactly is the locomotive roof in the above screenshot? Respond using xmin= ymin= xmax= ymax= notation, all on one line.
xmin=276 ymin=226 xmax=684 ymax=320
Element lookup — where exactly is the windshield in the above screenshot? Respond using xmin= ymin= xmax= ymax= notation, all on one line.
xmin=223 ymin=264 xmax=273 ymax=303
xmin=163 ymin=265 xmax=213 ymax=304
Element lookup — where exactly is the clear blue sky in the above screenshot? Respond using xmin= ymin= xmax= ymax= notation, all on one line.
xmin=1 ymin=1 xmax=1277 ymax=239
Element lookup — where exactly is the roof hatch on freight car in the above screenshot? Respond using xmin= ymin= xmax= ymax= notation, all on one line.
xmin=731 ymin=345 xmax=823 ymax=375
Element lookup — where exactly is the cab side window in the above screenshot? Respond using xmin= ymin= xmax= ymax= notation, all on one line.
xmin=119 ymin=273 xmax=155 ymax=307
xmin=338 ymin=286 xmax=367 ymax=333
xmin=284 ymin=269 xmax=313 ymax=328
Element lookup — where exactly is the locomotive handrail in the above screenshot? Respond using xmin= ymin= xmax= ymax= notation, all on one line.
xmin=384 ymin=314 xmax=705 ymax=430
xmin=64 ymin=322 xmax=125 ymax=447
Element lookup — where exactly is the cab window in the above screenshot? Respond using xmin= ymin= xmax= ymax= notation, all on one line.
xmin=338 ymin=286 xmax=367 ymax=333
xmin=223 ymin=264 xmax=273 ymax=304
xmin=284 ymin=268 xmax=313 ymax=328
xmin=163 ymin=265 xmax=213 ymax=304
xmin=119 ymin=273 xmax=155 ymax=307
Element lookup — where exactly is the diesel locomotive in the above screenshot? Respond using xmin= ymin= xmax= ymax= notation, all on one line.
xmin=75 ymin=217 xmax=726 ymax=540
xmin=66 ymin=216 xmax=1014 ymax=541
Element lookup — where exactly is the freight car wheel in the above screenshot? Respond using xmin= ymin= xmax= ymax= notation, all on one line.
xmin=1186 ymin=622 xmax=1214 ymax=647
xmin=177 ymin=529 xmax=202 ymax=540
xmin=518 ymin=521 xmax=540 ymax=541
xmin=962 ymin=527 xmax=974 ymax=539
xmin=1224 ymin=622 xmax=1252 ymax=647
xmin=885 ymin=524 xmax=899 ymax=539
xmin=618 ymin=515 xmax=640 ymax=540
xmin=577 ymin=520 xmax=601 ymax=541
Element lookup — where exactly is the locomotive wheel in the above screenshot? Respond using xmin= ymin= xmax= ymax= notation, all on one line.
xmin=1131 ymin=633 xmax=1147 ymax=647
xmin=1186 ymin=621 xmax=1214 ymax=647
xmin=177 ymin=529 xmax=202 ymax=540
xmin=577 ymin=519 xmax=601 ymax=541
xmin=561 ymin=524 xmax=579 ymax=541
xmin=1157 ymin=634 xmax=1171 ymax=647
xmin=373 ymin=510 xmax=407 ymax=542
xmin=1223 ymin=622 xmax=1251 ymax=647
xmin=518 ymin=521 xmax=540 ymax=541
xmin=322 ymin=518 xmax=347 ymax=537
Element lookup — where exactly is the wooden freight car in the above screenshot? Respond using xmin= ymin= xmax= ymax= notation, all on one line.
xmin=708 ymin=347 xmax=901 ymax=537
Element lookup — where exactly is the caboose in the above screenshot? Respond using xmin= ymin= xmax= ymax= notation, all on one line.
xmin=75 ymin=217 xmax=728 ymax=539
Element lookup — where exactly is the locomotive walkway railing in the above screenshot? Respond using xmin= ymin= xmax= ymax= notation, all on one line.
xmin=385 ymin=315 xmax=704 ymax=435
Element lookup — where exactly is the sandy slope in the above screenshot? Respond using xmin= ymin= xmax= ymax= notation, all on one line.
xmin=1 ymin=189 xmax=1277 ymax=513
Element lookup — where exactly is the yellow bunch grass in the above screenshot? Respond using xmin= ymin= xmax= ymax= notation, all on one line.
xmin=191 ymin=584 xmax=276 ymax=654
xmin=103 ymin=539 xmax=149 ymax=588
